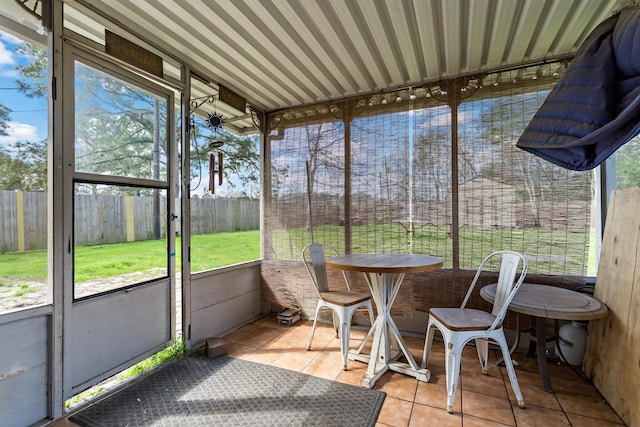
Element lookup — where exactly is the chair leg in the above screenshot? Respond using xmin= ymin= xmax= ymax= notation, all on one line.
xmin=367 ymin=302 xmax=375 ymax=326
xmin=497 ymin=335 xmax=525 ymax=409
xmin=475 ymin=338 xmax=489 ymax=374
xmin=307 ymin=302 xmax=323 ymax=350
xmin=332 ymin=311 xmax=340 ymax=338
xmin=336 ymin=310 xmax=353 ymax=370
xmin=421 ymin=320 xmax=436 ymax=369
xmin=444 ymin=337 xmax=463 ymax=414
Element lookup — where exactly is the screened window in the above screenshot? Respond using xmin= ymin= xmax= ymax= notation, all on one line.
xmin=73 ymin=184 xmax=168 ymax=299
xmin=0 ymin=30 xmax=48 ymax=314
xmin=187 ymin=103 xmax=260 ymax=274
xmin=611 ymin=134 xmax=640 ymax=191
xmin=71 ymin=57 xmax=173 ymax=300
xmin=74 ymin=62 xmax=168 ymax=181
xmin=265 ymin=61 xmax=596 ymax=277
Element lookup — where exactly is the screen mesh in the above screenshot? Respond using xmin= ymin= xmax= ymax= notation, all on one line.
xmin=265 ymin=60 xmax=595 ymax=278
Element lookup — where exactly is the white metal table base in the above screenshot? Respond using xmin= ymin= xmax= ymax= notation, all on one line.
xmin=348 ymin=271 xmax=430 ymax=388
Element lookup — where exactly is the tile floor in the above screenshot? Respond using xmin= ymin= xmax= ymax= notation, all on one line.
xmin=54 ymin=314 xmax=625 ymax=426
xmin=222 ymin=315 xmax=625 ymax=427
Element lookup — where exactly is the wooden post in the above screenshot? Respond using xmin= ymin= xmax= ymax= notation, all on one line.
xmin=16 ymin=191 xmax=25 ymax=252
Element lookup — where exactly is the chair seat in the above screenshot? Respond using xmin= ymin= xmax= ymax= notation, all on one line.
xmin=320 ymin=291 xmax=371 ymax=307
xmin=429 ymin=308 xmax=499 ymax=331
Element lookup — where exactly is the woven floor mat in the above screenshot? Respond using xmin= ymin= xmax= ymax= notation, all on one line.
xmin=70 ymin=354 xmax=385 ymax=427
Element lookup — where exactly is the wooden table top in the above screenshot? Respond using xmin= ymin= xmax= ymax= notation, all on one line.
xmin=480 ymin=283 xmax=608 ymax=321
xmin=326 ymin=253 xmax=443 ymax=274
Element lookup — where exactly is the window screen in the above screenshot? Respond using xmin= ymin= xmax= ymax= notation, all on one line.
xmin=265 ymin=61 xmax=596 ymax=277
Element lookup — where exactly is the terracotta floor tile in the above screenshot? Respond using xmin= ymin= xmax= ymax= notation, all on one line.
xmin=501 ymin=364 xmax=542 ymax=388
xmin=423 ymin=360 xmax=449 ymax=387
xmin=565 ymin=412 xmax=626 ymax=426
xmin=224 ymin=342 xmax=258 ymax=358
xmin=460 ymin=348 xmax=503 ymax=376
xmin=512 ymin=404 xmax=571 ymax=426
xmin=505 ymin=379 xmax=562 ymax=411
xmin=301 ymin=351 xmax=344 ymax=380
xmin=241 ymin=329 xmax=281 ymax=347
xmin=374 ymin=371 xmax=419 ymax=401
xmin=377 ymin=396 xmax=413 ymax=427
xmin=461 ymin=372 xmax=509 ymax=399
xmin=270 ymin=352 xmax=315 ymax=372
xmin=555 ymin=391 xmax=624 ymax=424
xmin=550 ymin=376 xmax=602 ymax=398
xmin=414 ymin=381 xmax=462 ymax=412
xmin=52 ymin=315 xmax=629 ymax=427
xmin=460 ymin=390 xmax=516 ymax=425
xmin=241 ymin=347 xmax=286 ymax=365
xmin=224 ymin=327 xmax=254 ymax=344
xmin=462 ymin=415 xmax=513 ymax=426
xmin=335 ymin=362 xmax=369 ymax=387
xmin=409 ymin=402 xmax=462 ymax=427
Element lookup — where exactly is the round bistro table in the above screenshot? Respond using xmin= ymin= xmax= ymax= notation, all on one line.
xmin=326 ymin=253 xmax=443 ymax=388
xmin=480 ymin=283 xmax=608 ymax=392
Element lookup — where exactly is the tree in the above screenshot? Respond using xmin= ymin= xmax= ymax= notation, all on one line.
xmin=10 ymin=42 xmax=261 ymax=199
xmin=74 ymin=64 xmax=168 ymax=188
xmin=614 ymin=136 xmax=640 ymax=189
xmin=303 ymin=122 xmax=344 ymax=229
xmin=0 ymin=139 xmax=47 ymax=190
xmin=188 ymin=122 xmax=260 ymax=198
xmin=0 ymin=104 xmax=10 ymax=136
xmin=414 ymin=127 xmax=452 ymax=204
xmin=14 ymin=43 xmax=47 ymax=98
xmin=0 ymin=43 xmax=47 ymax=191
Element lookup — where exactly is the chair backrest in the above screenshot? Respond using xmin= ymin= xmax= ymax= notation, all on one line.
xmin=461 ymin=251 xmax=527 ymax=331
xmin=302 ymin=243 xmax=350 ymax=297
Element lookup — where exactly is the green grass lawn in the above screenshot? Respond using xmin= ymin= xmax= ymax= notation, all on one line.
xmin=271 ymin=224 xmax=595 ymax=276
xmin=0 ymin=230 xmax=261 ymax=284
xmin=0 ymin=224 xmax=596 ymax=291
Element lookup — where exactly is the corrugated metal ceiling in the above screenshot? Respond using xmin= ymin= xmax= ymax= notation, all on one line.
xmin=4 ymin=0 xmax=634 ymax=131
xmin=67 ymin=0 xmax=628 ymax=109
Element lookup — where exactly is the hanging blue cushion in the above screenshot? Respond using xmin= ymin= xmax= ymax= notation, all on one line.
xmin=516 ymin=7 xmax=640 ymax=170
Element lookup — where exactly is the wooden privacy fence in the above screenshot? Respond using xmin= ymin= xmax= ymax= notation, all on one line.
xmin=0 ymin=190 xmax=259 ymax=253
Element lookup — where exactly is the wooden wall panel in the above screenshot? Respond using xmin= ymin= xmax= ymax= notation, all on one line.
xmin=0 ymin=314 xmax=48 ymax=427
xmin=585 ymin=186 xmax=640 ymax=427
xmin=190 ymin=262 xmax=263 ymax=346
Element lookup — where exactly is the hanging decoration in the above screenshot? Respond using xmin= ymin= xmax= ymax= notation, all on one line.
xmin=206 ymin=111 xmax=224 ymax=132
xmin=190 ymin=94 xmax=225 ymax=194
xmin=208 ymin=151 xmax=223 ymax=195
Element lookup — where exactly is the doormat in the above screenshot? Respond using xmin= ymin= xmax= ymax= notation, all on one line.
xmin=70 ymin=354 xmax=385 ymax=427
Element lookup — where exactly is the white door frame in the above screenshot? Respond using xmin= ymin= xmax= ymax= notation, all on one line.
xmin=60 ymin=43 xmax=177 ymax=399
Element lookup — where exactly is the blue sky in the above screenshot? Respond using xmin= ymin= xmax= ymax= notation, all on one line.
xmin=0 ymin=29 xmax=47 ymax=148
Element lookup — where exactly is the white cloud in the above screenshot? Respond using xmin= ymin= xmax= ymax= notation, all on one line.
xmin=417 ymin=108 xmax=472 ymax=128
xmin=0 ymin=40 xmax=14 ymax=67
xmin=0 ymin=30 xmax=22 ymax=45
xmin=0 ymin=121 xmax=40 ymax=147
xmin=0 ymin=32 xmax=17 ymax=78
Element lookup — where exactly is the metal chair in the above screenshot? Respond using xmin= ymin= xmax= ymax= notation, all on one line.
xmin=421 ymin=250 xmax=528 ymax=413
xmin=303 ymin=243 xmax=375 ymax=369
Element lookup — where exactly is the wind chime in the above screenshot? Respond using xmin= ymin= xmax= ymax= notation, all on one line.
xmin=206 ymin=106 xmax=225 ymax=195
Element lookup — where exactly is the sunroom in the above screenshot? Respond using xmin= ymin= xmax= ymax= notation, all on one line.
xmin=0 ymin=0 xmax=638 ymax=426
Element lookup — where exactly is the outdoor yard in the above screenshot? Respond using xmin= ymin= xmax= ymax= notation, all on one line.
xmin=0 ymin=230 xmax=260 ymax=311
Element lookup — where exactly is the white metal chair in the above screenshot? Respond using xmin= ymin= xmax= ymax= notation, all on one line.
xmin=303 ymin=243 xmax=375 ymax=369
xmin=421 ymin=250 xmax=528 ymax=413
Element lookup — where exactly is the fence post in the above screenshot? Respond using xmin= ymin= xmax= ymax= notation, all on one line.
xmin=16 ymin=191 xmax=25 ymax=252
xmin=126 ymin=196 xmax=135 ymax=242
